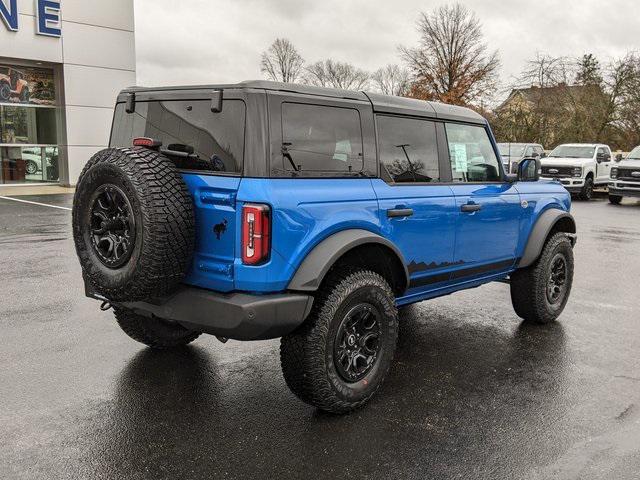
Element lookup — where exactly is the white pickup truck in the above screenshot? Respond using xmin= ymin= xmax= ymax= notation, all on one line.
xmin=540 ymin=143 xmax=612 ymax=200
xmin=609 ymin=145 xmax=640 ymax=204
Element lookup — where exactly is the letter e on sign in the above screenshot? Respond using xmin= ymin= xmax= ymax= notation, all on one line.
xmin=36 ymin=0 xmax=62 ymax=37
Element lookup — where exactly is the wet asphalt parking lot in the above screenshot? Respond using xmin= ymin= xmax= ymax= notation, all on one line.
xmin=1 ymin=193 xmax=639 ymax=480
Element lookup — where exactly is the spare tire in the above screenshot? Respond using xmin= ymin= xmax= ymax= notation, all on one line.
xmin=72 ymin=147 xmax=195 ymax=302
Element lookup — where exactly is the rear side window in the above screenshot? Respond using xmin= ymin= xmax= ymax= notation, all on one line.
xmin=281 ymin=103 xmax=363 ymax=173
xmin=110 ymin=99 xmax=245 ymax=174
xmin=376 ymin=115 xmax=440 ymax=183
xmin=445 ymin=123 xmax=501 ymax=182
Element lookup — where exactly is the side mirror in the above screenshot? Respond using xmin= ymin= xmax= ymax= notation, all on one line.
xmin=596 ymin=152 xmax=605 ymax=163
xmin=616 ymin=153 xmax=623 ymax=162
xmin=518 ymin=157 xmax=541 ymax=182
xmin=605 ymin=154 xmax=611 ymax=162
xmin=540 ymin=152 xmax=547 ymax=158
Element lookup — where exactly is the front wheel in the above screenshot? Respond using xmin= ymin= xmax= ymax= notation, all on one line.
xmin=609 ymin=195 xmax=623 ymax=205
xmin=113 ymin=307 xmax=201 ymax=349
xmin=280 ymin=269 xmax=398 ymax=413
xmin=578 ymin=177 xmax=594 ymax=200
xmin=0 ymin=83 xmax=10 ymax=101
xmin=25 ymin=160 xmax=38 ymax=175
xmin=510 ymin=232 xmax=574 ymax=324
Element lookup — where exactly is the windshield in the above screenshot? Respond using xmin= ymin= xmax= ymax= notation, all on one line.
xmin=626 ymin=146 xmax=640 ymax=160
xmin=498 ymin=143 xmax=526 ymax=157
xmin=549 ymin=145 xmax=595 ymax=159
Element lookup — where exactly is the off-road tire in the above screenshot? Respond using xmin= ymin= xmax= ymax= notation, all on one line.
xmin=578 ymin=176 xmax=594 ymax=200
xmin=72 ymin=147 xmax=195 ymax=302
xmin=609 ymin=195 xmax=623 ymax=205
xmin=113 ymin=307 xmax=200 ymax=348
xmin=510 ymin=232 xmax=574 ymax=324
xmin=280 ymin=269 xmax=399 ymax=413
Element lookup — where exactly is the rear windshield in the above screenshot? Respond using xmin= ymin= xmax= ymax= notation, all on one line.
xmin=110 ymin=99 xmax=245 ymax=174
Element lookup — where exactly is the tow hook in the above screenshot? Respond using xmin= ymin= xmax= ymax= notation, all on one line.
xmin=100 ymin=301 xmax=112 ymax=311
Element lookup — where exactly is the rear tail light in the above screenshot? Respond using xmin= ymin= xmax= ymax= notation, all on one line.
xmin=242 ymin=204 xmax=270 ymax=265
xmin=133 ymin=137 xmax=162 ymax=149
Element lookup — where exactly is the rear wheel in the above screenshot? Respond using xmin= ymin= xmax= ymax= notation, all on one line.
xmin=609 ymin=195 xmax=623 ymax=205
xmin=280 ymin=269 xmax=398 ymax=413
xmin=578 ymin=176 xmax=594 ymax=200
xmin=511 ymin=232 xmax=574 ymax=324
xmin=114 ymin=307 xmax=200 ymax=349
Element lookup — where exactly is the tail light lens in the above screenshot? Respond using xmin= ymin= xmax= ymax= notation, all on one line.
xmin=242 ymin=204 xmax=270 ymax=265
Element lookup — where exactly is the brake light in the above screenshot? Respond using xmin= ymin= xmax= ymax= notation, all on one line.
xmin=133 ymin=137 xmax=161 ymax=149
xmin=242 ymin=204 xmax=270 ymax=265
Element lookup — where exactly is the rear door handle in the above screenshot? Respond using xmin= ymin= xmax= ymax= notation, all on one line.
xmin=461 ymin=204 xmax=482 ymax=213
xmin=387 ymin=208 xmax=414 ymax=218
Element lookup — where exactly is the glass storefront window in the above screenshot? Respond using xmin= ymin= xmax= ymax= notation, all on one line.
xmin=0 ymin=146 xmax=59 ymax=183
xmin=0 ymin=63 xmax=59 ymax=184
xmin=0 ymin=106 xmax=57 ymax=144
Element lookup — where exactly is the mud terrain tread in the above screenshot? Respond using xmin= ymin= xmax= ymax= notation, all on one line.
xmin=72 ymin=147 xmax=194 ymax=301
xmin=113 ymin=307 xmax=200 ymax=348
xmin=280 ymin=269 xmax=398 ymax=413
xmin=511 ymin=232 xmax=574 ymax=324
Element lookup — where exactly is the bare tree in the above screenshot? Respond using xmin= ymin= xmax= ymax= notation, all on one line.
xmin=519 ymin=53 xmax=572 ymax=88
xmin=401 ymin=3 xmax=500 ymax=106
xmin=371 ymin=64 xmax=412 ymax=96
xmin=304 ymin=59 xmax=370 ymax=90
xmin=260 ymin=38 xmax=305 ymax=83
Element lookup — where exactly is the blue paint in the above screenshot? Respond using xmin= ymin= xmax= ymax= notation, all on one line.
xmin=0 ymin=0 xmax=18 ymax=32
xmin=179 ymin=169 xmax=571 ymax=303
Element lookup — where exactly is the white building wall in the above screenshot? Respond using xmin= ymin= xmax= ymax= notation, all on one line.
xmin=0 ymin=0 xmax=136 ymax=186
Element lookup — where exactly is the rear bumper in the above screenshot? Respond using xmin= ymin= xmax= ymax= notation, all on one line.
xmin=89 ymin=284 xmax=314 ymax=341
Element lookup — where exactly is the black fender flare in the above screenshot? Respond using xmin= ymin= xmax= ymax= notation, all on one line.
xmin=287 ymin=229 xmax=409 ymax=292
xmin=518 ymin=209 xmax=576 ymax=268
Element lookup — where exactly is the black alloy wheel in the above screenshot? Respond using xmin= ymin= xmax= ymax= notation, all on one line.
xmin=546 ymin=254 xmax=568 ymax=305
xmin=333 ymin=303 xmax=382 ymax=383
xmin=89 ymin=184 xmax=136 ymax=269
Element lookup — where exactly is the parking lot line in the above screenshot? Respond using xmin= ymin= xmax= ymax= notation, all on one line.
xmin=0 ymin=195 xmax=72 ymax=211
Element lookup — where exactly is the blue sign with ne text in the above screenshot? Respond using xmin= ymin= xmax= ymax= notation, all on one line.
xmin=0 ymin=0 xmax=61 ymax=37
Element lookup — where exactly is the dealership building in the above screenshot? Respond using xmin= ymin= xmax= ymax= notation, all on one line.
xmin=0 ymin=0 xmax=136 ymax=186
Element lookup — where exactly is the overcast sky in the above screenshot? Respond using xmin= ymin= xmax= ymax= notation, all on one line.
xmin=134 ymin=0 xmax=639 ymax=101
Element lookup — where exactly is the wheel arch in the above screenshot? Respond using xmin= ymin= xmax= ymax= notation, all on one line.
xmin=287 ymin=229 xmax=409 ymax=296
xmin=518 ymin=209 xmax=576 ymax=268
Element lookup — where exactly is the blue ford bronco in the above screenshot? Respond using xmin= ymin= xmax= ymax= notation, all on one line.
xmin=72 ymin=81 xmax=576 ymax=413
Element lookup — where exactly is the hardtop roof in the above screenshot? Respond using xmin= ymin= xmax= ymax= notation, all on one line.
xmin=119 ymin=80 xmax=486 ymax=125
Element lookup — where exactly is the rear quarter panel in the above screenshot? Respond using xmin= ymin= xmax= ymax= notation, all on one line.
xmin=234 ymin=178 xmax=381 ymax=292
